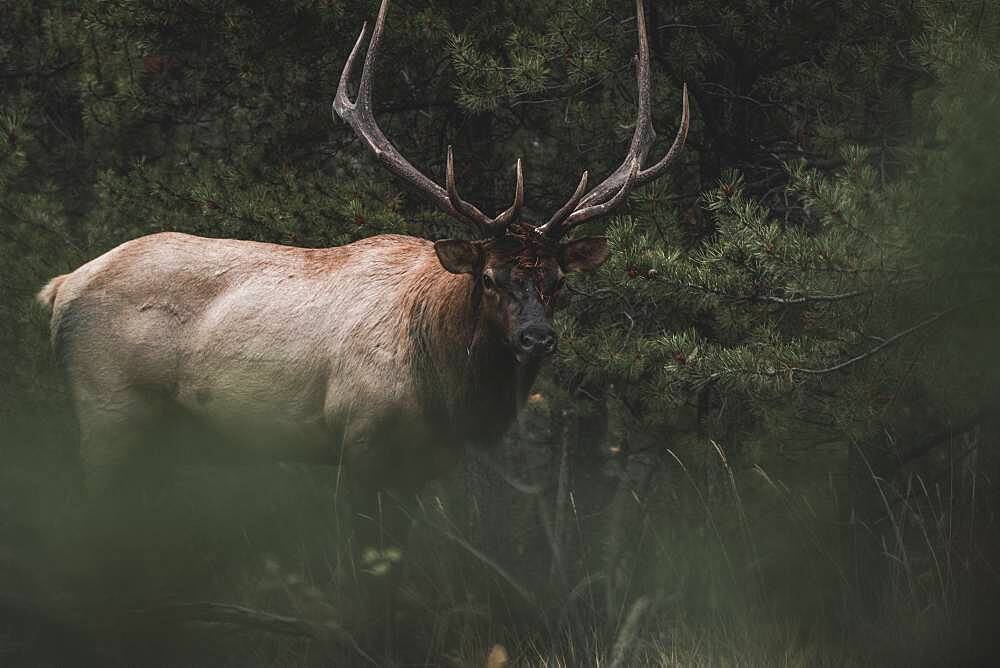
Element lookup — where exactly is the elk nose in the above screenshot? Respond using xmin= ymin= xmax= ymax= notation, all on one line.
xmin=517 ymin=326 xmax=557 ymax=357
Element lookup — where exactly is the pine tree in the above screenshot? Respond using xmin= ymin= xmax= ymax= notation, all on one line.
xmin=0 ymin=1 xmax=86 ymax=409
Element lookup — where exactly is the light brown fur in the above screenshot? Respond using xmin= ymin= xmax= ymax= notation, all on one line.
xmin=39 ymin=232 xmax=537 ymax=494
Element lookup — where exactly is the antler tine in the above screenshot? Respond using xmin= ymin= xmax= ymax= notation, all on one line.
xmin=334 ymin=0 xmax=517 ymax=238
xmin=564 ymin=158 xmax=639 ymax=230
xmin=540 ymin=0 xmax=688 ymax=238
xmin=537 ymin=171 xmax=588 ymax=235
xmin=446 ymin=146 xmax=494 ymax=232
xmin=635 ymin=83 xmax=689 ymax=186
xmin=356 ymin=0 xmax=392 ymax=110
xmin=334 ymin=22 xmax=370 ymax=116
xmin=491 ymin=158 xmax=525 ymax=232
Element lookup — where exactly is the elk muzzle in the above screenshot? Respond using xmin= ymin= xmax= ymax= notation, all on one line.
xmin=515 ymin=324 xmax=557 ymax=360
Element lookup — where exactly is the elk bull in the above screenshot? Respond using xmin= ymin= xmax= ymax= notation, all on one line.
xmin=38 ymin=0 xmax=687 ymax=554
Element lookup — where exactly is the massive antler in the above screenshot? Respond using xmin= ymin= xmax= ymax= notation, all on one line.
xmin=334 ymin=0 xmax=523 ymax=238
xmin=537 ymin=0 xmax=689 ymax=238
xmin=335 ymin=0 xmax=688 ymax=241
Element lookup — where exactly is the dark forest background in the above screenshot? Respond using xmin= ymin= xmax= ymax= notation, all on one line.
xmin=2 ymin=0 xmax=999 ymax=665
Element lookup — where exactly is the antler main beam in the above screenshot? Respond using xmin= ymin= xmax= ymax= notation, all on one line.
xmin=538 ymin=0 xmax=690 ymax=238
xmin=334 ymin=0 xmax=522 ymax=238
xmin=335 ymin=0 xmax=688 ymax=241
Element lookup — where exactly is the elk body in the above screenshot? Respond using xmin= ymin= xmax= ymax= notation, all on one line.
xmin=38 ymin=0 xmax=687 ymax=548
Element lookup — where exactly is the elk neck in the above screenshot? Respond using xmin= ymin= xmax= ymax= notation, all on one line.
xmin=408 ymin=260 xmax=540 ymax=446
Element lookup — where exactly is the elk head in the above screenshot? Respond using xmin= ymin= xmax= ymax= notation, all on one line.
xmin=334 ymin=0 xmax=689 ymax=362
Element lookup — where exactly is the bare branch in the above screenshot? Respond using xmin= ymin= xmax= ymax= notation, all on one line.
xmin=132 ymin=601 xmax=377 ymax=664
xmin=790 ymin=303 xmax=971 ymax=376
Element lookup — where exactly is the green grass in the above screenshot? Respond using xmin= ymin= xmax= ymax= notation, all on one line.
xmin=0 ymin=406 xmax=996 ymax=666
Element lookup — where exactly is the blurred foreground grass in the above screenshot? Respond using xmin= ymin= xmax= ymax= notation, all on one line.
xmin=0 ymin=404 xmax=994 ymax=667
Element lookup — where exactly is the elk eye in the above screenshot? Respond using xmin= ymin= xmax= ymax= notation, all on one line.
xmin=482 ymin=273 xmax=496 ymax=291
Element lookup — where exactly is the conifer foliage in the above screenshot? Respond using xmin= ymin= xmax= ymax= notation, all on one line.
xmin=1 ymin=0 xmax=998 ymax=663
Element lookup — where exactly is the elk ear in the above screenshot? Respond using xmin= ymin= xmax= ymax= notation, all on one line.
xmin=559 ymin=236 xmax=610 ymax=273
xmin=434 ymin=239 xmax=483 ymax=275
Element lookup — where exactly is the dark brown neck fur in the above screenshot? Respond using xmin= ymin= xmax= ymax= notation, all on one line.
xmin=408 ymin=262 xmax=539 ymax=447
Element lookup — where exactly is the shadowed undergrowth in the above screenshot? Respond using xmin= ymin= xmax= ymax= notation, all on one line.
xmin=0 ymin=406 xmax=996 ymax=667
